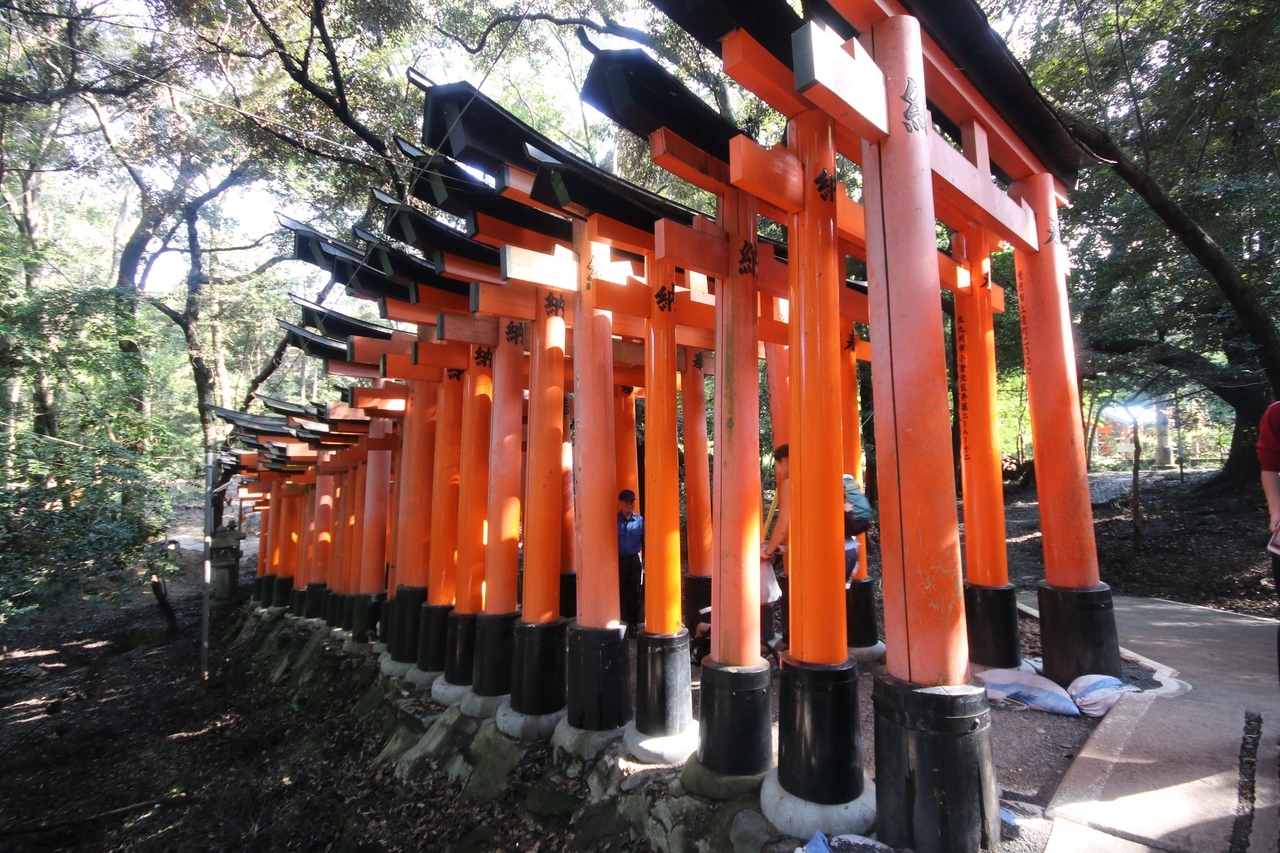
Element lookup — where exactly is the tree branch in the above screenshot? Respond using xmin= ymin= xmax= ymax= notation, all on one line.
xmin=1060 ymin=108 xmax=1280 ymax=400
xmin=438 ymin=13 xmax=652 ymax=55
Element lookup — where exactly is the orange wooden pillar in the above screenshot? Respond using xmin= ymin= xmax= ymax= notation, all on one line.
xmin=615 ymin=387 xmax=640 ymax=503
xmin=698 ymin=188 xmax=772 ymax=778
xmin=473 ymin=321 xmax=525 ymax=704
xmin=308 ymin=470 xmax=336 ymax=619
xmin=353 ymin=420 xmax=391 ymax=644
xmin=566 ymin=217 xmax=628 ymax=732
xmin=275 ymin=485 xmax=302 ymax=609
xmin=295 ymin=484 xmax=315 ymax=613
xmin=680 ymin=356 xmax=714 ymax=632
xmin=388 ymin=378 xmax=437 ymax=665
xmin=955 ymin=226 xmax=1020 ymax=668
xmin=256 ymin=482 xmax=278 ymax=605
xmin=436 ymin=343 xmax=493 ymax=698
xmin=861 ymin=17 xmax=997 ymax=848
xmin=1012 ymin=171 xmax=1121 ymax=684
xmin=770 ymin=108 xmax=864 ymax=811
xmin=506 ymin=288 xmax=570 ymax=727
xmin=630 ymin=255 xmax=694 ymax=756
xmin=416 ymin=370 xmax=464 ymax=680
xmin=785 ymin=110 xmax=847 ymax=667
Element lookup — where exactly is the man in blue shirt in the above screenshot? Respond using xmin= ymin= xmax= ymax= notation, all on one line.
xmin=617 ymin=489 xmax=644 ymax=633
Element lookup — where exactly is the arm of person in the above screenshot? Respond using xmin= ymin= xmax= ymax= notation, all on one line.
xmin=1263 ymin=469 xmax=1280 ymax=533
xmin=761 ymin=480 xmax=790 ymax=558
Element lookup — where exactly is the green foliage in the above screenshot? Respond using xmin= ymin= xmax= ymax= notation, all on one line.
xmin=0 ymin=431 xmax=175 ymax=622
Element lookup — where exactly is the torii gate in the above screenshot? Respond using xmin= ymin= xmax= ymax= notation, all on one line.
xmin=584 ymin=0 xmax=1119 ymax=847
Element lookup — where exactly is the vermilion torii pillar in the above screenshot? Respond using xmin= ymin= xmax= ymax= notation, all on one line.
xmin=307 ymin=468 xmax=337 ymax=621
xmin=433 ymin=345 xmax=493 ymax=705
xmin=502 ymin=287 xmax=570 ymax=739
xmin=681 ymin=357 xmax=713 ymax=630
xmin=1013 ymin=172 xmax=1122 ymax=685
xmin=350 ymin=417 xmax=392 ymax=648
xmin=626 ymin=255 xmax=696 ymax=764
xmin=955 ymin=224 xmax=1020 ymax=668
xmin=467 ymin=321 xmax=524 ymax=717
xmin=859 ymin=18 xmax=998 ymax=849
xmin=386 ymin=379 xmax=437 ymax=670
xmin=412 ymin=369 xmax=464 ymax=686
xmin=566 ymin=217 xmax=629 ymax=733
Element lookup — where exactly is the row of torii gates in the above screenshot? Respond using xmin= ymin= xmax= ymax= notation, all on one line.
xmin=212 ymin=1 xmax=1122 ymax=848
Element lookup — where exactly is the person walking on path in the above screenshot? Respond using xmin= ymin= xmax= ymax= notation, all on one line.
xmin=617 ymin=489 xmax=644 ymax=634
xmin=1256 ymin=399 xmax=1280 ymax=687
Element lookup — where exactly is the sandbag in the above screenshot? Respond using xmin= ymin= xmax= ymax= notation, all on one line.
xmin=1068 ymin=674 xmax=1140 ymax=717
xmin=975 ymin=668 xmax=1080 ymax=716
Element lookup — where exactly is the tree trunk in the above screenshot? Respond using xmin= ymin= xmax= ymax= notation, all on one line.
xmin=1062 ymin=110 xmax=1280 ymax=400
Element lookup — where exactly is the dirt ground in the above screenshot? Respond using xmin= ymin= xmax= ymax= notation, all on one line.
xmin=0 ymin=468 xmax=1270 ymax=852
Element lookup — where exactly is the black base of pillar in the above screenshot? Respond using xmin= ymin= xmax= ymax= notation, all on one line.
xmin=778 ymin=655 xmax=863 ymax=805
xmin=965 ymin=583 xmax=1022 ymax=669
xmin=372 ymin=593 xmax=387 ymax=641
xmin=473 ymin=611 xmax=520 ymax=697
xmin=252 ymin=575 xmax=270 ymax=605
xmin=390 ymin=586 xmax=428 ymax=663
xmin=566 ymin=622 xmax=630 ymax=731
xmin=350 ymin=593 xmax=375 ymax=643
xmin=444 ymin=611 xmax=478 ymax=685
xmin=1037 ymin=580 xmax=1123 ymax=685
xmin=341 ymin=593 xmax=357 ymax=631
xmin=417 ymin=603 xmax=453 ymax=673
xmin=304 ymin=583 xmax=327 ymax=619
xmin=559 ymin=572 xmax=577 ymax=620
xmin=511 ymin=618 xmax=567 ymax=716
xmin=873 ymin=670 xmax=1000 ymax=852
xmin=324 ymin=592 xmax=342 ymax=626
xmin=636 ymin=630 xmax=693 ymax=737
xmin=698 ymin=658 xmax=772 ymax=776
xmin=682 ymin=573 xmax=712 ymax=633
xmin=290 ymin=588 xmax=306 ymax=615
xmin=272 ymin=576 xmax=294 ymax=609
xmin=846 ymin=578 xmax=879 ymax=648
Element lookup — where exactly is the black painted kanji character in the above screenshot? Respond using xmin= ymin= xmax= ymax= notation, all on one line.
xmin=474 ymin=346 xmax=493 ymax=368
xmin=545 ymin=292 xmax=565 ymax=317
xmin=845 ymin=329 xmax=858 ymax=352
xmin=655 ymin=285 xmax=676 ymax=313
xmin=447 ymin=368 xmax=465 ymax=381
xmin=505 ymin=321 xmax=525 ymax=346
xmin=814 ymin=168 xmax=838 ymax=202
xmin=738 ymin=239 xmax=759 ymax=275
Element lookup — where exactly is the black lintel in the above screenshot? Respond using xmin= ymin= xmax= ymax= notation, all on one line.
xmin=280 ymin=320 xmax=350 ymax=363
xmin=418 ymin=80 xmax=696 ymax=232
xmin=581 ymin=48 xmax=743 ymax=163
xmin=290 ymin=295 xmax=395 ymax=341
xmin=648 ymin=0 xmax=803 ymax=67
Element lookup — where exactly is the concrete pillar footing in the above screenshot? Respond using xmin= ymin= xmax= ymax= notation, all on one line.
xmin=495 ymin=700 xmax=566 ymax=740
xmin=623 ymin=720 xmax=699 ymax=765
xmin=459 ymin=689 xmax=507 ymax=719
xmin=405 ymin=667 xmax=442 ymax=688
xmin=380 ymin=654 xmax=415 ymax=678
xmin=760 ymin=770 xmax=876 ymax=840
xmin=850 ymin=642 xmax=886 ymax=663
xmin=680 ymin=752 xmax=773 ymax=800
xmin=551 ymin=715 xmax=625 ymax=765
xmin=342 ymin=639 xmax=373 ymax=654
xmin=431 ymin=677 xmax=470 ymax=707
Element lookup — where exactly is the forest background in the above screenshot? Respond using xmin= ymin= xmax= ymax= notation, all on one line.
xmin=0 ymin=0 xmax=1275 ymax=619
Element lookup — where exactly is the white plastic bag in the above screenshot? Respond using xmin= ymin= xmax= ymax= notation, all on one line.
xmin=761 ymin=556 xmax=782 ymax=604
xmin=1068 ymin=674 xmax=1140 ymax=717
xmin=975 ymin=668 xmax=1080 ymax=716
